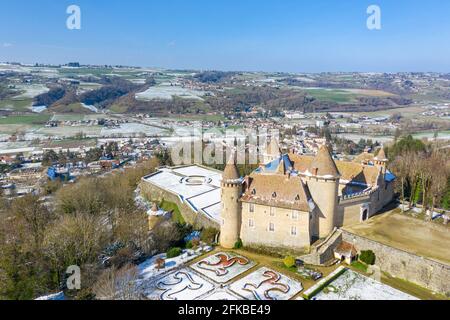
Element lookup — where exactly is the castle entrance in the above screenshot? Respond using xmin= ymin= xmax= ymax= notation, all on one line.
xmin=360 ymin=204 xmax=370 ymax=222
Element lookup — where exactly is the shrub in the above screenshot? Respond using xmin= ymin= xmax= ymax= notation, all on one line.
xmin=233 ymin=239 xmax=243 ymax=249
xmin=185 ymin=241 xmax=193 ymax=249
xmin=201 ymin=228 xmax=218 ymax=244
xmin=359 ymin=250 xmax=376 ymax=265
xmin=166 ymin=247 xmax=182 ymax=259
xmin=191 ymin=238 xmax=200 ymax=248
xmin=283 ymin=256 xmax=296 ymax=269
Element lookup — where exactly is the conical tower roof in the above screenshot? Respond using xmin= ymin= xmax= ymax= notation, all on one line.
xmin=223 ymin=153 xmax=240 ymax=181
xmin=309 ymin=144 xmax=340 ymax=178
xmin=375 ymin=147 xmax=387 ymax=161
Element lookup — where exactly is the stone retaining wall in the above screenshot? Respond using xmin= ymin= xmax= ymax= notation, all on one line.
xmin=341 ymin=230 xmax=450 ymax=296
xmin=139 ymin=178 xmax=220 ymax=230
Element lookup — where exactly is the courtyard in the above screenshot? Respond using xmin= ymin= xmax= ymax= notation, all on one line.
xmin=343 ymin=211 xmax=450 ymax=264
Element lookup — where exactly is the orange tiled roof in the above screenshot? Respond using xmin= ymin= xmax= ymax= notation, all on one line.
xmin=288 ymin=153 xmax=380 ymax=185
xmin=241 ymin=174 xmax=311 ymax=212
xmin=334 ymin=241 xmax=358 ymax=258
xmin=309 ymin=145 xmax=340 ymax=178
xmin=353 ymin=152 xmax=375 ymax=164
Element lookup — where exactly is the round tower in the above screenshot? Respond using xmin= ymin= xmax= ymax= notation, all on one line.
xmin=220 ymin=155 xmax=242 ymax=249
xmin=374 ymin=146 xmax=388 ymax=173
xmin=305 ymin=144 xmax=340 ymax=238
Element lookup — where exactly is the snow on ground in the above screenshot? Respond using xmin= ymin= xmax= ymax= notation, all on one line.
xmin=13 ymin=84 xmax=49 ymax=99
xmin=137 ymin=248 xmax=210 ymax=282
xmin=35 ymin=292 xmax=65 ymax=300
xmin=200 ymin=289 xmax=242 ymax=300
xmin=135 ymin=85 xmax=208 ymax=101
xmin=313 ymin=269 xmax=418 ymax=300
xmin=190 ymin=252 xmax=256 ymax=284
xmin=81 ymin=103 xmax=99 ymax=113
xmin=143 ymin=165 xmax=223 ymax=222
xmin=230 ymin=267 xmax=303 ymax=300
xmin=30 ymin=105 xmax=47 ymax=113
xmin=144 ymin=268 xmax=215 ymax=300
xmin=100 ymin=123 xmax=168 ymax=137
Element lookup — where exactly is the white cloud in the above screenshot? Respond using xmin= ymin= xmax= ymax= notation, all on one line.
xmin=2 ymin=43 xmax=13 ymax=48
xmin=167 ymin=41 xmax=176 ymax=47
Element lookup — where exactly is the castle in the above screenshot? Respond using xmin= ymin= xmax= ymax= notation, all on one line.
xmin=220 ymin=141 xmax=396 ymax=251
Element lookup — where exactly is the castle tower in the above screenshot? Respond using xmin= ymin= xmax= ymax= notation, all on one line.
xmin=263 ymin=138 xmax=281 ymax=164
xmin=220 ymin=154 xmax=243 ymax=249
xmin=374 ymin=147 xmax=388 ymax=173
xmin=305 ymin=144 xmax=340 ymax=238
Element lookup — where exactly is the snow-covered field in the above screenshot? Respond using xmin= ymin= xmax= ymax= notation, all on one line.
xmin=100 ymin=123 xmax=168 ymax=137
xmin=136 ymin=85 xmax=208 ymax=101
xmin=81 ymin=103 xmax=99 ymax=113
xmin=230 ymin=267 xmax=303 ymax=300
xmin=30 ymin=105 xmax=47 ymax=113
xmin=13 ymin=84 xmax=49 ymax=99
xmin=190 ymin=252 xmax=256 ymax=284
xmin=313 ymin=269 xmax=418 ymax=300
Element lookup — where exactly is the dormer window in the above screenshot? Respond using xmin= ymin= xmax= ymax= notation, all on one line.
xmin=295 ymin=194 xmax=300 ymax=201
xmin=252 ymin=189 xmax=256 ymax=195
xmin=272 ymin=192 xmax=277 ymax=198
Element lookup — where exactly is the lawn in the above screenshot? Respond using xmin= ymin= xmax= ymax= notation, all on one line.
xmin=350 ymin=261 xmax=368 ymax=273
xmin=0 ymin=114 xmax=50 ymax=125
xmin=381 ymin=272 xmax=448 ymax=300
xmin=159 ymin=200 xmax=185 ymax=224
xmin=343 ymin=211 xmax=450 ymax=264
xmin=0 ymin=98 xmax=33 ymax=111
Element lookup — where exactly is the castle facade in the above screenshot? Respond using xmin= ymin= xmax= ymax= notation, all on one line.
xmin=220 ymin=142 xmax=395 ymax=251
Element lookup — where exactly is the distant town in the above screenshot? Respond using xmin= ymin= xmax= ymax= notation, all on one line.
xmin=0 ymin=62 xmax=449 ymax=302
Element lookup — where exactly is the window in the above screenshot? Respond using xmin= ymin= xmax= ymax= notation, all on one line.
xmin=269 ymin=223 xmax=275 ymax=232
xmin=249 ymin=219 xmax=255 ymax=228
xmin=249 ymin=203 xmax=255 ymax=213
xmin=292 ymin=210 xmax=299 ymax=220
xmin=291 ymin=226 xmax=297 ymax=236
xmin=270 ymin=207 xmax=276 ymax=217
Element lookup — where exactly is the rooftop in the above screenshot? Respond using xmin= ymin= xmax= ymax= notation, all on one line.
xmin=143 ymin=165 xmax=223 ymax=222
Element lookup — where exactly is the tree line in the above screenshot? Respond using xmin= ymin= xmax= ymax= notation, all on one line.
xmin=0 ymin=158 xmax=189 ymax=300
xmin=388 ymin=135 xmax=450 ymax=214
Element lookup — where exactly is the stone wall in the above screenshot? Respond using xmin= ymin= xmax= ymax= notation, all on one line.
xmin=240 ymin=202 xmax=311 ymax=252
xmin=342 ymin=230 xmax=450 ymax=296
xmin=139 ymin=178 xmax=220 ymax=230
xmin=301 ymin=229 xmax=342 ymax=265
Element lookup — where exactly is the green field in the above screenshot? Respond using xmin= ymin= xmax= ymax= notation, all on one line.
xmin=304 ymin=89 xmax=357 ymax=103
xmin=0 ymin=98 xmax=33 ymax=111
xmin=0 ymin=114 xmax=50 ymax=125
xmin=159 ymin=200 xmax=185 ymax=224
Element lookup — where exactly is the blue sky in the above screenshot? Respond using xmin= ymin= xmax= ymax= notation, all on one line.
xmin=1 ymin=0 xmax=449 ymax=72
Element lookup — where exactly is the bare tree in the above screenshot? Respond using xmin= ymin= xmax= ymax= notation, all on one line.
xmin=93 ymin=264 xmax=143 ymax=300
